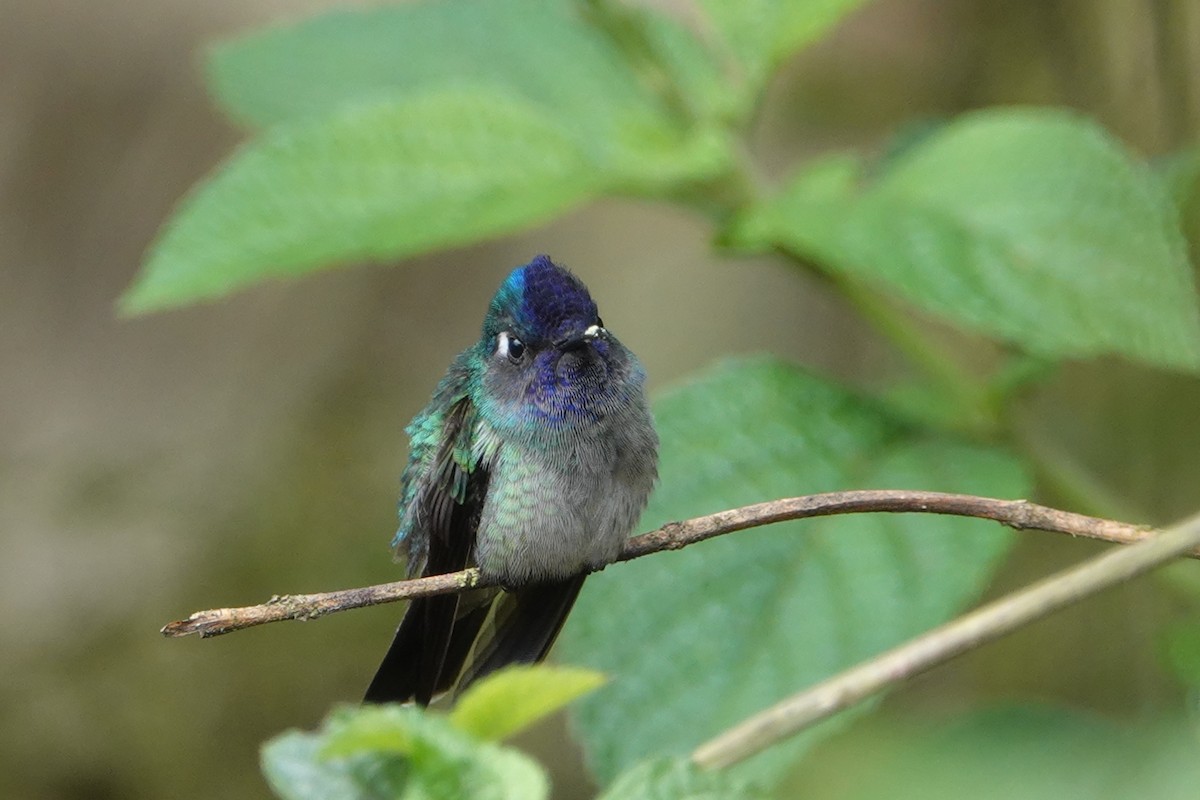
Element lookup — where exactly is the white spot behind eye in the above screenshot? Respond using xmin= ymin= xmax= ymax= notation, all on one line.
xmin=496 ymin=331 xmax=525 ymax=362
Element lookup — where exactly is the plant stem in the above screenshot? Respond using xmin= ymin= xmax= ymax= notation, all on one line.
xmin=834 ymin=275 xmax=997 ymax=432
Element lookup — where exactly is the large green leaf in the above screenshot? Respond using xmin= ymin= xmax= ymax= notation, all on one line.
xmin=829 ymin=707 xmax=1200 ymax=800
xmin=126 ymin=0 xmax=734 ymax=313
xmin=1160 ymin=620 xmax=1200 ymax=689
xmin=262 ymin=733 xmax=364 ymax=800
xmin=1158 ymin=144 xmax=1200 ymax=257
xmin=697 ymin=0 xmax=870 ymax=93
xmin=598 ymin=757 xmax=771 ymax=800
xmin=261 ymin=705 xmax=547 ymax=800
xmin=1158 ymin=146 xmax=1200 ymax=215
xmin=582 ymin=0 xmax=739 ymax=126
xmin=735 ymin=109 xmax=1200 ymax=371
xmin=449 ymin=665 xmax=606 ymax=742
xmin=206 ymin=0 xmax=727 ymax=179
xmin=208 ymin=0 xmax=664 ymax=133
xmin=123 ymin=89 xmax=600 ymax=313
xmin=560 ymin=357 xmax=1027 ymax=785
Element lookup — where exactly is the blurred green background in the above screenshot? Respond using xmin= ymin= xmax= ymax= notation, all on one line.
xmin=3 ymin=1 xmax=1199 ymax=798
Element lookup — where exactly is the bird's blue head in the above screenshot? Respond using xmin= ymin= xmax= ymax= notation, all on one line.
xmin=474 ymin=255 xmax=644 ymax=434
xmin=483 ymin=255 xmax=599 ymax=345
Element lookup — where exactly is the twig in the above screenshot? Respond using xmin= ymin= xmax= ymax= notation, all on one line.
xmin=161 ymin=569 xmax=485 ymax=638
xmin=162 ymin=490 xmax=1167 ymax=638
xmin=691 ymin=510 xmax=1200 ymax=770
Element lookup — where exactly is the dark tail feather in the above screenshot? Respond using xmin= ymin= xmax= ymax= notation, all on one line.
xmin=457 ymin=575 xmax=586 ymax=693
xmin=364 ymin=576 xmax=584 ymax=704
xmin=437 ymin=602 xmax=491 ymax=693
xmin=363 ymin=594 xmax=491 ymax=706
xmin=363 ymin=594 xmax=451 ymax=705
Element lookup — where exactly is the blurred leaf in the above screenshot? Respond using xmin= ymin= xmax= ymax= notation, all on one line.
xmin=206 ymin=0 xmax=728 ymax=180
xmin=831 ymin=707 xmax=1200 ymax=800
xmin=584 ymin=0 xmax=737 ymax=125
xmin=867 ymin=116 xmax=950 ymax=177
xmin=735 ymin=109 xmax=1200 ymax=371
xmin=207 ymin=0 xmax=663 ymax=132
xmin=123 ymin=89 xmax=598 ymax=313
xmin=1160 ymin=620 xmax=1200 ymax=688
xmin=561 ymin=357 xmax=1028 ymax=785
xmin=262 ymin=705 xmax=548 ymax=800
xmin=1157 ymin=146 xmax=1200 ymax=216
xmin=262 ymin=732 xmax=365 ymax=800
xmin=1158 ymin=559 xmax=1200 ymax=600
xmin=128 ymin=0 xmax=736 ymax=313
xmin=1156 ymin=144 xmax=1200 ymax=259
xmin=449 ymin=664 xmax=606 ymax=742
xmin=598 ymin=757 xmax=771 ymax=800
xmin=318 ymin=707 xmax=419 ymax=759
xmin=697 ymin=0 xmax=870 ymax=92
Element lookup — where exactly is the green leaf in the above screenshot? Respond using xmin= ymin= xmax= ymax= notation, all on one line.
xmin=206 ymin=0 xmax=729 ymax=181
xmin=1157 ymin=146 xmax=1200 ymax=215
xmin=830 ymin=707 xmax=1200 ymax=800
xmin=598 ymin=757 xmax=771 ymax=800
xmin=1160 ymin=620 xmax=1200 ymax=688
xmin=697 ymin=0 xmax=870 ymax=92
xmin=262 ymin=731 xmax=366 ymax=800
xmin=561 ymin=357 xmax=1028 ymax=785
xmin=127 ymin=0 xmax=737 ymax=313
xmin=262 ymin=705 xmax=548 ymax=800
xmin=122 ymin=89 xmax=600 ymax=314
xmin=1157 ymin=144 xmax=1200 ymax=258
xmin=449 ymin=664 xmax=607 ymax=742
xmin=208 ymin=0 xmax=664 ymax=133
xmin=318 ymin=706 xmax=418 ymax=759
xmin=583 ymin=0 xmax=738 ymax=126
xmin=735 ymin=108 xmax=1200 ymax=371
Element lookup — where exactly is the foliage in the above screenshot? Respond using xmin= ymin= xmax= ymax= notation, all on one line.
xmin=125 ymin=0 xmax=1200 ymax=798
xmin=262 ymin=666 xmax=599 ymax=800
xmin=809 ymin=707 xmax=1200 ymax=800
xmin=732 ymin=111 xmax=1200 ymax=370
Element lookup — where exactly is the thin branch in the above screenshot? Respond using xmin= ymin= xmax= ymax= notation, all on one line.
xmin=162 ymin=490 xmax=1170 ymax=639
xmin=160 ymin=569 xmax=485 ymax=638
xmin=691 ymin=509 xmax=1200 ymax=770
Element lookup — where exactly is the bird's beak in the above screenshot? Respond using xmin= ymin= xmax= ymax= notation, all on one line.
xmin=556 ymin=324 xmax=605 ymax=352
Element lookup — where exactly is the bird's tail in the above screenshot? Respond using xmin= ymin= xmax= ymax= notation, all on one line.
xmin=457 ymin=574 xmax=586 ymax=691
xmin=362 ymin=576 xmax=585 ymax=705
xmin=363 ymin=589 xmax=491 ymax=706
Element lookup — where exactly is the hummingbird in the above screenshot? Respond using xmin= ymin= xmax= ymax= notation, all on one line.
xmin=364 ymin=255 xmax=659 ymax=705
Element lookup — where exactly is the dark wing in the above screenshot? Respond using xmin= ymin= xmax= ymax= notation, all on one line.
xmin=364 ymin=396 xmax=493 ymax=705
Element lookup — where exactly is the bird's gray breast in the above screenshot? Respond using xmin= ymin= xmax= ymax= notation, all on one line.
xmin=473 ymin=413 xmax=658 ymax=584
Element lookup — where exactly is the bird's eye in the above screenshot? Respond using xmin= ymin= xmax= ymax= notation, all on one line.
xmin=496 ymin=331 xmax=526 ymax=363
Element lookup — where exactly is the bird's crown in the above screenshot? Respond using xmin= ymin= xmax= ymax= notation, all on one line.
xmin=484 ymin=255 xmax=598 ymax=343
